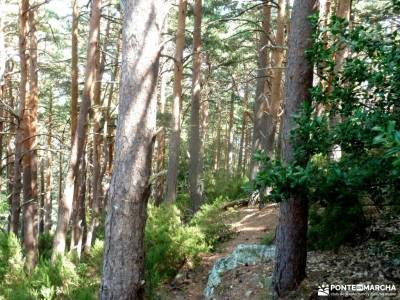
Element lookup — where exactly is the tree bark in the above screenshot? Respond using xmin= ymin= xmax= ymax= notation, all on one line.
xmin=237 ymin=83 xmax=249 ymax=176
xmin=334 ymin=0 xmax=351 ymax=73
xmin=5 ymin=73 xmax=15 ymax=232
xmin=189 ymin=0 xmax=203 ymax=213
xmin=272 ymin=0 xmax=316 ymax=296
xmin=165 ymin=0 xmax=188 ymax=203
xmin=71 ymin=0 xmax=79 ymax=141
xmin=213 ymin=97 xmax=222 ymax=171
xmin=100 ymin=0 xmax=169 ymax=298
xmin=249 ymin=3 xmax=271 ymax=179
xmin=22 ymin=3 xmax=39 ymax=271
xmin=225 ymin=84 xmax=235 ymax=175
xmin=44 ymin=92 xmax=53 ymax=233
xmin=52 ymin=0 xmax=101 ymax=259
xmin=154 ymin=65 xmax=168 ymax=206
xmin=12 ymin=0 xmax=30 ymax=237
xmin=266 ymin=0 xmax=286 ymax=156
xmin=85 ymin=13 xmax=111 ymax=253
xmin=71 ymin=150 xmax=87 ymax=258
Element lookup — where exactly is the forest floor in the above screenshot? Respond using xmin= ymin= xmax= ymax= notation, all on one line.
xmin=161 ymin=203 xmax=400 ymax=300
xmin=162 ymin=203 xmax=279 ymax=299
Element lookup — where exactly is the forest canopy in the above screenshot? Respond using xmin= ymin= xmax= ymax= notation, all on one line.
xmin=0 ymin=0 xmax=399 ymax=299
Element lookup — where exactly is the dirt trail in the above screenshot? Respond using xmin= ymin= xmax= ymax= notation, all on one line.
xmin=165 ymin=203 xmax=278 ymax=300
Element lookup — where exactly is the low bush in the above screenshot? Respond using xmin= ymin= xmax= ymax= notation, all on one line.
xmin=260 ymin=232 xmax=275 ymax=246
xmin=190 ymin=197 xmax=235 ymax=249
xmin=145 ymin=204 xmax=208 ymax=296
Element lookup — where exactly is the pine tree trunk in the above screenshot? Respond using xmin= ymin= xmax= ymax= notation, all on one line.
xmin=100 ymin=0 xmax=169 ymax=298
xmin=189 ymin=0 xmax=203 ymax=213
xmin=225 ymin=86 xmax=235 ymax=175
xmin=165 ymin=0 xmax=187 ymax=203
xmin=266 ymin=0 xmax=286 ymax=156
xmin=52 ymin=0 xmax=101 ymax=258
xmin=44 ymin=92 xmax=53 ymax=233
xmin=5 ymin=74 xmax=15 ymax=232
xmin=237 ymin=83 xmax=249 ymax=176
xmin=22 ymin=4 xmax=39 ymax=271
xmin=272 ymin=0 xmax=316 ymax=296
xmin=71 ymin=0 xmax=79 ymax=141
xmin=85 ymin=14 xmax=110 ymax=253
xmin=71 ymin=151 xmax=86 ymax=257
xmin=39 ymin=160 xmax=44 ymax=234
xmin=154 ymin=66 xmax=168 ymax=206
xmin=249 ymin=3 xmax=271 ymax=179
xmin=12 ymin=0 xmax=30 ymax=237
xmin=213 ymin=98 xmax=222 ymax=171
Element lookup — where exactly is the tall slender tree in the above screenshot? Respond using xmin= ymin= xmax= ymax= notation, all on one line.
xmin=189 ymin=0 xmax=203 ymax=213
xmin=249 ymin=2 xmax=271 ymax=179
xmin=52 ymin=0 xmax=101 ymax=258
xmin=266 ymin=0 xmax=286 ymax=156
xmin=22 ymin=3 xmax=39 ymax=271
xmin=100 ymin=0 xmax=169 ymax=298
xmin=272 ymin=0 xmax=316 ymax=296
xmin=165 ymin=0 xmax=188 ymax=203
xmin=44 ymin=92 xmax=53 ymax=233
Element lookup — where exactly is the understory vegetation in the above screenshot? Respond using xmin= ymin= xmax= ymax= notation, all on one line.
xmin=0 ymin=194 xmax=238 ymax=299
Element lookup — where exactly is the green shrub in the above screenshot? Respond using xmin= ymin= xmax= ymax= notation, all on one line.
xmin=204 ymin=171 xmax=248 ymax=202
xmin=190 ymin=197 xmax=234 ymax=249
xmin=0 ymin=233 xmax=26 ymax=298
xmin=260 ymin=232 xmax=275 ymax=246
xmin=38 ymin=233 xmax=53 ymax=260
xmin=308 ymin=201 xmax=366 ymax=250
xmin=145 ymin=204 xmax=208 ymax=295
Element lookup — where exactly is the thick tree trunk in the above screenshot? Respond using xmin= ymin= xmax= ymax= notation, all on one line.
xmin=52 ymin=0 xmax=101 ymax=259
xmin=100 ymin=0 xmax=169 ymax=298
xmin=22 ymin=4 xmax=39 ymax=271
xmin=249 ymin=3 xmax=271 ymax=179
xmin=265 ymin=0 xmax=286 ymax=156
xmin=272 ymin=0 xmax=316 ymax=296
xmin=165 ymin=0 xmax=187 ymax=203
xmin=189 ymin=0 xmax=203 ymax=213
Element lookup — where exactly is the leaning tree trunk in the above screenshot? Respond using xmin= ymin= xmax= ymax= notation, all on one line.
xmin=249 ymin=2 xmax=271 ymax=179
xmin=165 ymin=0 xmax=188 ymax=203
xmin=22 ymin=4 xmax=39 ymax=271
xmin=272 ymin=0 xmax=316 ymax=297
xmin=189 ymin=0 xmax=203 ymax=213
xmin=52 ymin=0 xmax=101 ymax=259
xmin=100 ymin=0 xmax=169 ymax=298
